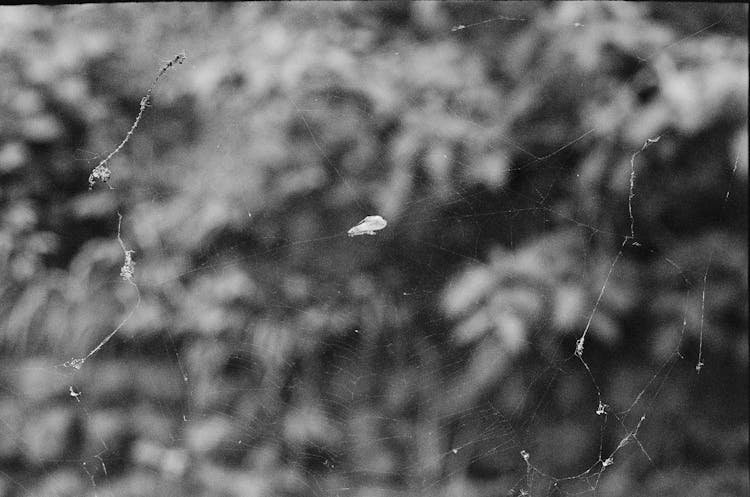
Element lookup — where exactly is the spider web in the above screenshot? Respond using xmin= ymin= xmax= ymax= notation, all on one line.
xmin=0 ymin=3 xmax=747 ymax=497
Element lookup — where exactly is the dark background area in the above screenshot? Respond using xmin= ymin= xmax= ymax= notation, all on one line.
xmin=0 ymin=3 xmax=747 ymax=497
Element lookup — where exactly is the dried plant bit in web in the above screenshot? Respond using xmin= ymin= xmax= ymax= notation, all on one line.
xmin=347 ymin=215 xmax=387 ymax=237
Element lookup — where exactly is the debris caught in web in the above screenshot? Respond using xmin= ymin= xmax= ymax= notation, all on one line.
xmin=88 ymin=164 xmax=112 ymax=188
xmin=69 ymin=386 xmax=81 ymax=402
xmin=117 ymin=213 xmax=136 ymax=283
xmin=347 ymin=215 xmax=387 ymax=237
xmin=120 ymin=249 xmax=136 ymax=282
xmin=64 ymin=213 xmax=141 ymax=370
xmin=88 ymin=53 xmax=186 ymax=189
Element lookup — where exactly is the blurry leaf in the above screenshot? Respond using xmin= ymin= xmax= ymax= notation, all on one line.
xmin=465 ymin=151 xmax=509 ymax=188
xmin=463 ymin=336 xmax=510 ymax=395
xmin=184 ymin=415 xmax=240 ymax=460
xmin=454 ymin=309 xmax=492 ymax=344
xmin=0 ymin=142 xmax=28 ymax=173
xmin=2 ymin=201 xmax=37 ymax=233
xmin=442 ymin=265 xmax=497 ymax=317
xmin=283 ymin=404 xmax=340 ymax=448
xmin=21 ymin=114 xmax=62 ymax=143
xmin=552 ymin=284 xmax=587 ymax=331
xmin=250 ymin=322 xmax=295 ymax=370
xmin=491 ymin=311 xmax=527 ymax=354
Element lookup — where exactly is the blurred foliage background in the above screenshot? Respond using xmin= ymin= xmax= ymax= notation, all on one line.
xmin=0 ymin=3 xmax=747 ymax=497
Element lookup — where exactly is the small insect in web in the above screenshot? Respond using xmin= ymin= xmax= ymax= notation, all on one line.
xmin=347 ymin=215 xmax=387 ymax=237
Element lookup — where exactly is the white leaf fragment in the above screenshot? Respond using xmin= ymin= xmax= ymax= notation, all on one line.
xmin=347 ymin=215 xmax=387 ymax=237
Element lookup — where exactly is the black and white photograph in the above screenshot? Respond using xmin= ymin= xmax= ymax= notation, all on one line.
xmin=0 ymin=3 xmax=747 ymax=496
